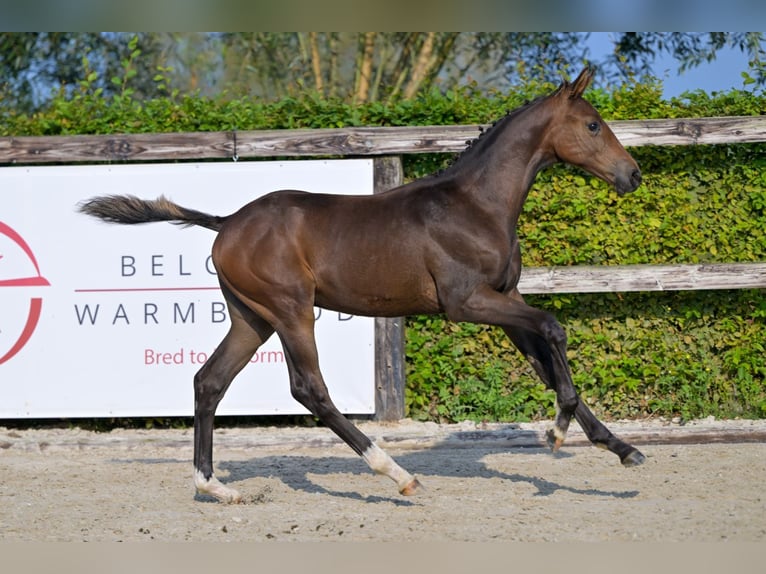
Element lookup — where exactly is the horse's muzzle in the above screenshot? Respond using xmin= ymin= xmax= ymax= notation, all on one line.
xmin=616 ymin=168 xmax=642 ymax=196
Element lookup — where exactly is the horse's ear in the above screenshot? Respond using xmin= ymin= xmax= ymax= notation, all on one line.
xmin=568 ymin=67 xmax=594 ymax=99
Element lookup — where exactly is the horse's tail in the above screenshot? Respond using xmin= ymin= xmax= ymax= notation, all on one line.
xmin=77 ymin=194 xmax=227 ymax=232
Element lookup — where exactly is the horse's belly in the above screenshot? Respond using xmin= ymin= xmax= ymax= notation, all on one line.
xmin=314 ymin=275 xmax=440 ymax=318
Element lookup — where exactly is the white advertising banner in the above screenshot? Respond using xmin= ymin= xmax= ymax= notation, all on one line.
xmin=0 ymin=160 xmax=375 ymax=418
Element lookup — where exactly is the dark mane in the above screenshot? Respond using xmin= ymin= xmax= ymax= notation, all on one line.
xmin=434 ymin=94 xmax=549 ymax=177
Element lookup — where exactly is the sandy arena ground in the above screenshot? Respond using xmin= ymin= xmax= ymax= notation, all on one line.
xmin=1 ymin=417 xmax=765 ymax=542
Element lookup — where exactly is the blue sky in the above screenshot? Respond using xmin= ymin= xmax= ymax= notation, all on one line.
xmin=585 ymin=32 xmax=757 ymax=98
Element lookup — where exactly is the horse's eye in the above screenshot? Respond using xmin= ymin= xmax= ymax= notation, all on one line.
xmin=588 ymin=121 xmax=601 ymax=134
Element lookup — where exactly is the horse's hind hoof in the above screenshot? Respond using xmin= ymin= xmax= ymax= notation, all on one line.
xmin=194 ymin=471 xmax=243 ymax=504
xmin=399 ymin=477 xmax=423 ymax=496
xmin=621 ymin=449 xmax=646 ymax=467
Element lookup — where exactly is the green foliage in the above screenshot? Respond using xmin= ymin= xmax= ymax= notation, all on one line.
xmin=405 ymin=317 xmax=555 ymax=422
xmin=1 ymin=70 xmax=764 ymax=424
xmin=405 ymin=290 xmax=766 ymax=423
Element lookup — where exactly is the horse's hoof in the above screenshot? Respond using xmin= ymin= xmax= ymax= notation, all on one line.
xmin=195 ymin=471 xmax=243 ymax=504
xmin=195 ymin=488 xmax=243 ymax=504
xmin=621 ymin=449 xmax=646 ymax=467
xmin=546 ymin=429 xmax=564 ymax=452
xmin=207 ymin=488 xmax=243 ymax=504
xmin=224 ymin=491 xmax=244 ymax=504
xmin=399 ymin=477 xmax=423 ymax=496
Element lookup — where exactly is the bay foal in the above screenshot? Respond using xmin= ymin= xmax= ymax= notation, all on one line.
xmin=80 ymin=68 xmax=644 ymax=503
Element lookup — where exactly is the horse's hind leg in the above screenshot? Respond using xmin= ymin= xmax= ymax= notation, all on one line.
xmin=277 ymin=317 xmax=422 ymax=495
xmin=193 ymin=289 xmax=275 ymax=503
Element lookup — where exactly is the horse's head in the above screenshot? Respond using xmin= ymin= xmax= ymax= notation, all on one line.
xmin=546 ymin=67 xmax=642 ymax=196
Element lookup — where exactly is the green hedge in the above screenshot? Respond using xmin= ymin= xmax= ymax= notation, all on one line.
xmin=2 ymin=78 xmax=765 ymax=423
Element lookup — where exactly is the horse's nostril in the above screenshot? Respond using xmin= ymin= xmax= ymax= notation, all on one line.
xmin=632 ymin=170 xmax=642 ymax=185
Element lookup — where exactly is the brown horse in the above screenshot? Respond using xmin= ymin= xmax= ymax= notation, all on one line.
xmin=79 ymin=68 xmax=644 ymax=503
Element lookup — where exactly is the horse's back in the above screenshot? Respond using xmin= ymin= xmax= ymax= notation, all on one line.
xmin=211 ymin=186 xmax=443 ymax=316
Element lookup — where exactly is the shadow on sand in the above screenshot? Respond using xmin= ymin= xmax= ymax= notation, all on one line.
xmin=204 ymin=442 xmax=639 ymax=505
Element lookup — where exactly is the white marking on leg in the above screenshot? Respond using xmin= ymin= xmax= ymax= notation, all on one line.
xmin=551 ymin=424 xmax=567 ymax=442
xmin=362 ymin=443 xmax=417 ymax=494
xmin=552 ymin=400 xmax=567 ymax=441
xmin=194 ymin=469 xmax=242 ymax=504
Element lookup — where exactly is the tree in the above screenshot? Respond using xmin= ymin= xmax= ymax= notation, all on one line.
xmin=1 ymin=32 xmax=763 ymax=112
xmin=0 ymin=33 xmax=176 ymax=111
xmin=216 ymin=32 xmax=463 ymax=103
xmin=605 ymin=32 xmax=765 ymax=86
xmin=215 ymin=32 xmax=765 ymax=101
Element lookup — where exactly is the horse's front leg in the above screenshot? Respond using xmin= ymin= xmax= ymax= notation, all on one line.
xmin=500 ymin=317 xmax=579 ymax=451
xmin=500 ymin=288 xmax=645 ymax=466
xmin=448 ymin=285 xmax=579 ymax=444
xmin=449 ymin=284 xmax=644 ymax=466
xmin=574 ymin=400 xmax=645 ymax=466
xmin=504 ymin=324 xmax=644 ymax=465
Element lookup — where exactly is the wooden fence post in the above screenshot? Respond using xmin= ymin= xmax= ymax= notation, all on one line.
xmin=373 ymin=156 xmax=406 ymax=421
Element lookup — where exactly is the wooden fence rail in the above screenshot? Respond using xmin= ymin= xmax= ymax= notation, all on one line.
xmin=2 ymin=116 xmax=765 ymax=420
xmin=519 ymin=262 xmax=766 ymax=294
xmin=1 ymin=116 xmax=766 ymax=164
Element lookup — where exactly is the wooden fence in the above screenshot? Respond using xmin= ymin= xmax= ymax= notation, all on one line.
xmin=2 ymin=115 xmax=765 ymax=420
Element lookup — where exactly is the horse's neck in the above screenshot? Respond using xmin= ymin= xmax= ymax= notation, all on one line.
xmin=453 ymin=114 xmax=554 ymax=219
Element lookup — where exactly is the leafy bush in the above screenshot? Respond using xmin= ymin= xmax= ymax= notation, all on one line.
xmin=2 ymin=72 xmax=764 ymax=423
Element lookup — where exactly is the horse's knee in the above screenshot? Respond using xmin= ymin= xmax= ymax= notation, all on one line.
xmin=541 ymin=315 xmax=567 ymax=349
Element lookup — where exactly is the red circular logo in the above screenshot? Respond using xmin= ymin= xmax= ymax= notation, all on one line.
xmin=0 ymin=221 xmax=50 ymax=364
